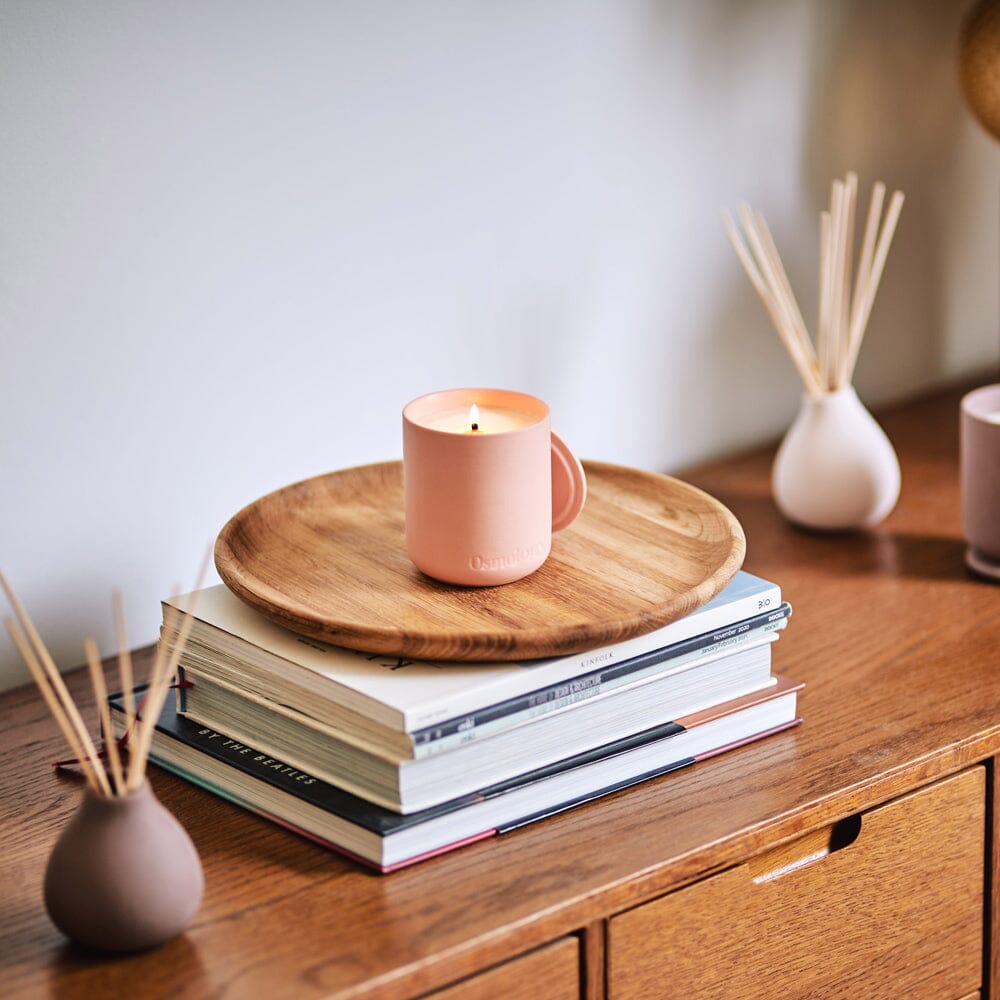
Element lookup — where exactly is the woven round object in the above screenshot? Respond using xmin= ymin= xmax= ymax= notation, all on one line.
xmin=960 ymin=0 xmax=1000 ymax=140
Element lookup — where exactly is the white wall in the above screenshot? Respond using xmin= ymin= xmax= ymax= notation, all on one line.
xmin=1 ymin=0 xmax=996 ymax=691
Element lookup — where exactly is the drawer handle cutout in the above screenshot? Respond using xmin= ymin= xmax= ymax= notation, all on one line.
xmin=750 ymin=814 xmax=862 ymax=884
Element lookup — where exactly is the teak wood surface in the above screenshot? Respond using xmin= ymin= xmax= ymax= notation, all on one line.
xmin=215 ymin=460 xmax=745 ymax=660
xmin=4 ymin=379 xmax=1000 ymax=999
xmin=428 ymin=938 xmax=580 ymax=1000
xmin=609 ymin=767 xmax=984 ymax=998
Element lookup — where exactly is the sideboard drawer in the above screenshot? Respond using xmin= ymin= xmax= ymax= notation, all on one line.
xmin=609 ymin=766 xmax=984 ymax=999
xmin=426 ymin=936 xmax=580 ymax=1000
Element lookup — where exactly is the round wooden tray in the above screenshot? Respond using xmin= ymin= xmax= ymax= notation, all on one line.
xmin=214 ymin=460 xmax=746 ymax=661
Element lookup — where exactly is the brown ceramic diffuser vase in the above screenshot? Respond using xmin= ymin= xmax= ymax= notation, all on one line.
xmin=1 ymin=571 xmax=206 ymax=953
xmin=45 ymin=780 xmax=203 ymax=952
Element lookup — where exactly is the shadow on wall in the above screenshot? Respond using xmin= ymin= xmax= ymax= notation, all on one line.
xmin=644 ymin=0 xmax=824 ymax=464
xmin=803 ymin=0 xmax=971 ymax=399
xmin=693 ymin=0 xmax=981 ymax=464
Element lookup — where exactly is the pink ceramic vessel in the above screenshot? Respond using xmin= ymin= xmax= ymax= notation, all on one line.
xmin=961 ymin=383 xmax=1000 ymax=580
xmin=403 ymin=388 xmax=586 ymax=586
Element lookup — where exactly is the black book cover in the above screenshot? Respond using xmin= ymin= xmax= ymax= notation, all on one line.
xmin=110 ymin=690 xmax=690 ymax=837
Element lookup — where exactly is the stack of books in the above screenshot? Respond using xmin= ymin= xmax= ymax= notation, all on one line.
xmin=111 ymin=571 xmax=800 ymax=872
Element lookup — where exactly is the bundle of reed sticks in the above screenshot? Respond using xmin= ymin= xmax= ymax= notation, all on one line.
xmin=2 ymin=573 xmax=197 ymax=798
xmin=724 ymin=173 xmax=905 ymax=395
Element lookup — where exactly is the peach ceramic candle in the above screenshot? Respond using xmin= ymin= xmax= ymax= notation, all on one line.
xmin=403 ymin=388 xmax=586 ymax=586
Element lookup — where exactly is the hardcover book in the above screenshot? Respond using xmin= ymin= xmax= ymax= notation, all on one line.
xmin=111 ymin=677 xmax=803 ymax=873
xmin=161 ymin=571 xmax=784 ymax=753
xmin=179 ymin=632 xmax=780 ymax=813
xmin=184 ymin=605 xmax=791 ymax=764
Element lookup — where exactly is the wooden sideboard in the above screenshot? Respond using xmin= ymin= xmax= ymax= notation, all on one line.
xmin=4 ymin=380 xmax=1000 ymax=999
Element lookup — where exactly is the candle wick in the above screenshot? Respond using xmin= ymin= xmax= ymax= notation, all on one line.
xmin=471 ymin=422 xmax=479 ymax=432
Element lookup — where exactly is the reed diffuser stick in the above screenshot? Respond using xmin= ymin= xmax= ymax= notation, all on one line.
xmin=127 ymin=600 xmax=200 ymax=789
xmin=818 ymin=209 xmax=832 ymax=389
xmin=124 ymin=634 xmax=170 ymax=790
xmin=3 ymin=569 xmax=200 ymax=799
xmin=842 ymin=190 xmax=905 ymax=387
xmin=723 ymin=215 xmax=819 ymax=391
xmin=1 ymin=573 xmax=112 ymax=796
xmin=126 ymin=552 xmax=209 ymax=789
xmin=849 ymin=181 xmax=886 ymax=341
xmin=830 ymin=180 xmax=850 ymax=388
xmin=724 ymin=209 xmax=823 ymax=395
xmin=754 ymin=210 xmax=822 ymax=375
xmin=85 ymin=636 xmax=124 ymax=796
xmin=839 ymin=172 xmax=859 ymax=372
xmin=4 ymin=617 xmax=104 ymax=794
xmin=113 ymin=591 xmax=137 ymax=759
xmin=725 ymin=173 xmax=904 ymax=395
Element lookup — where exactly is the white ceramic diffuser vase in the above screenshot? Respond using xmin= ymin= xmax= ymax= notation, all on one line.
xmin=772 ymin=387 xmax=900 ymax=530
xmin=725 ymin=171 xmax=906 ymax=532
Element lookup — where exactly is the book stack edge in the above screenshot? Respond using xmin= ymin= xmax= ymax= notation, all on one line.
xmin=111 ymin=571 xmax=802 ymax=872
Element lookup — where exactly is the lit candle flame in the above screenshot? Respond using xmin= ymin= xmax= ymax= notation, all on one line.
xmin=469 ymin=404 xmax=480 ymax=432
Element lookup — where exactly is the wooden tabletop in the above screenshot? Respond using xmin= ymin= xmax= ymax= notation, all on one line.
xmin=4 ymin=378 xmax=1000 ymax=999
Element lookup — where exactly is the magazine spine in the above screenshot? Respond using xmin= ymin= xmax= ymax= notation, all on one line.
xmin=400 ymin=581 xmax=781 ymax=730
xmin=411 ymin=603 xmax=790 ymax=753
xmin=165 ymin=579 xmax=781 ymax=734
